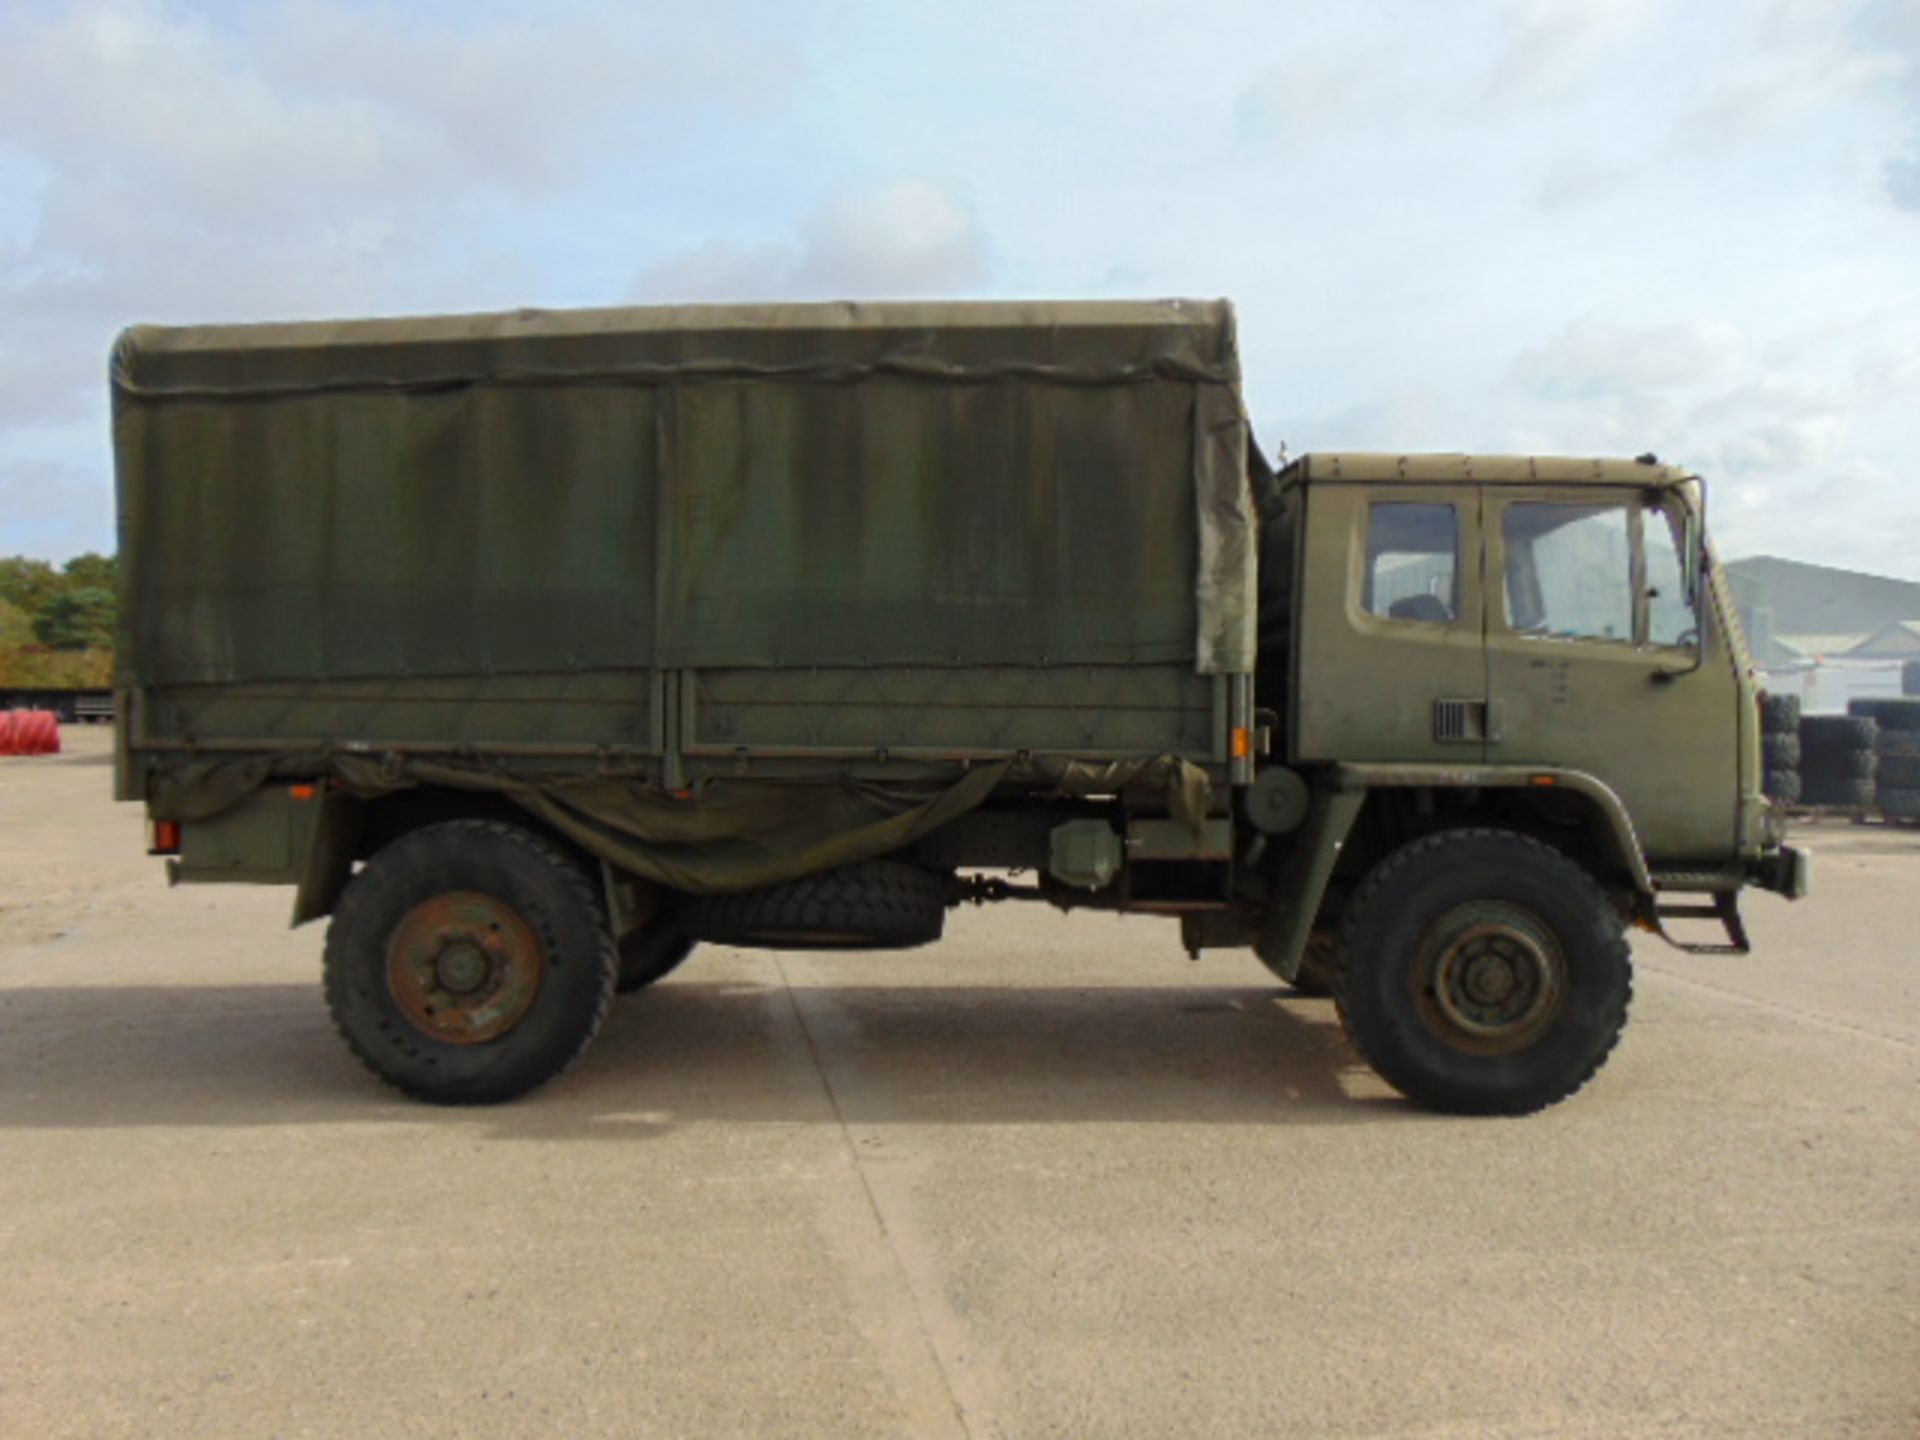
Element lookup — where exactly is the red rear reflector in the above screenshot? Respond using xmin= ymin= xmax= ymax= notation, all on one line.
xmin=289 ymin=784 xmax=317 ymax=801
xmin=150 ymin=819 xmax=182 ymax=855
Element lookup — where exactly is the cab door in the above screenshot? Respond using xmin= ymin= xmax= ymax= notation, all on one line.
xmin=1482 ymin=485 xmax=1738 ymax=862
xmin=1293 ymin=483 xmax=1489 ymax=763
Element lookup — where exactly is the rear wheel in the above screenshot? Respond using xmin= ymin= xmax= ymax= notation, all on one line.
xmin=1335 ymin=829 xmax=1631 ymax=1115
xmin=323 ymin=820 xmax=616 ymax=1104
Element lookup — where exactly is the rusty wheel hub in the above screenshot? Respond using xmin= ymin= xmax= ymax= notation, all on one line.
xmin=1414 ymin=903 xmax=1567 ymax=1056
xmin=387 ymin=893 xmax=545 ymax=1044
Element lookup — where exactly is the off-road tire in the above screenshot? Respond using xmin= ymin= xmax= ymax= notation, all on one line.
xmin=1800 ymin=777 xmax=1877 ymax=809
xmin=684 ymin=860 xmax=947 ymax=950
xmin=1763 ymin=768 xmax=1801 ymax=805
xmin=617 ymin=925 xmax=697 ymax=992
xmin=1334 ymin=828 xmax=1632 ymax=1116
xmin=1801 ymin=751 xmax=1877 ymax=783
xmin=1762 ymin=733 xmax=1800 ymax=769
xmin=1761 ymin=694 xmax=1801 ymax=734
xmin=1877 ymin=786 xmax=1920 ymax=819
xmin=1802 ymin=715 xmax=1876 ymax=750
xmin=1877 ymin=730 xmax=1920 ymax=758
xmin=1875 ymin=756 xmax=1920 ymax=789
xmin=1850 ymin=698 xmax=1920 ymax=731
xmin=323 ymin=820 xmax=616 ymax=1104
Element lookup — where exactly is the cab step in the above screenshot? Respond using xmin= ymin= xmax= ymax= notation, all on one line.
xmin=1649 ymin=888 xmax=1750 ymax=956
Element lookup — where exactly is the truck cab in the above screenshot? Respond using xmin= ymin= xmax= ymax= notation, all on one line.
xmin=1230 ymin=452 xmax=1805 ymax=1111
xmin=1283 ymin=453 xmax=1776 ymax=875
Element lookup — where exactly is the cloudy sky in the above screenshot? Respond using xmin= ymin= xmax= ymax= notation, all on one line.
xmin=2 ymin=0 xmax=1917 ymax=575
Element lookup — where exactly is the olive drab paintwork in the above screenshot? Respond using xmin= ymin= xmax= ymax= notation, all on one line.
xmin=112 ymin=301 xmax=1256 ymax=687
xmin=112 ymin=298 xmax=1811 ymax=1112
xmin=112 ymin=299 xmax=1797 ymax=954
xmin=1286 ymin=453 xmax=1759 ymax=865
xmin=112 ymin=301 xmax=1256 ymax=893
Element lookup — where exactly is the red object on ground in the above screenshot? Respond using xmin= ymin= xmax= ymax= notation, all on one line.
xmin=0 ymin=710 xmax=60 ymax=756
xmin=30 ymin=710 xmax=61 ymax=754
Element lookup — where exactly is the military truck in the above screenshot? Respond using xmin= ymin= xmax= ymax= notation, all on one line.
xmin=111 ymin=300 xmax=1807 ymax=1113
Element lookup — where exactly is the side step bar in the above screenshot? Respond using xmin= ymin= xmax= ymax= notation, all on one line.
xmin=1649 ymin=889 xmax=1751 ymax=956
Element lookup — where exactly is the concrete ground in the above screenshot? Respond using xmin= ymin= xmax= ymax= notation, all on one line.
xmin=2 ymin=727 xmax=1916 ymax=1439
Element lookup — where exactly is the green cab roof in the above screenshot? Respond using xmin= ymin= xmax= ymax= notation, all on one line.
xmin=1281 ymin=452 xmax=1697 ymax=488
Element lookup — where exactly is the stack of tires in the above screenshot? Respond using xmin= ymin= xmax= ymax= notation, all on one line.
xmin=1760 ymin=694 xmax=1801 ymax=806
xmin=1798 ymin=712 xmax=1877 ymax=814
xmin=1849 ymin=698 xmax=1920 ymax=823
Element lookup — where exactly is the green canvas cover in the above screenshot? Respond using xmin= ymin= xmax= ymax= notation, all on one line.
xmin=113 ymin=299 xmax=1258 ymax=685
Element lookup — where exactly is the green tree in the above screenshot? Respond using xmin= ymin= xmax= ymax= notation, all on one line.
xmin=0 ymin=556 xmax=61 ymax=616
xmin=32 ymin=586 xmax=116 ymax=651
xmin=0 ymin=596 xmax=31 ymax=651
xmin=62 ymin=552 xmax=120 ymax=593
xmin=0 ymin=597 xmax=110 ymax=687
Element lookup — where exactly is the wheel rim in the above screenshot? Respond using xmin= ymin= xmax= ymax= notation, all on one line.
xmin=1412 ymin=901 xmax=1567 ymax=1056
xmin=386 ymin=892 xmax=545 ymax=1044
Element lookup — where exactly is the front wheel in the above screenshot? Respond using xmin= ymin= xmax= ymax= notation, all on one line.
xmin=1335 ymin=829 xmax=1631 ymax=1115
xmin=323 ymin=820 xmax=616 ymax=1104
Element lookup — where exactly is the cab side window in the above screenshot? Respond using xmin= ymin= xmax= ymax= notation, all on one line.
xmin=1365 ymin=502 xmax=1458 ymax=625
xmin=1503 ymin=502 xmax=1632 ymax=642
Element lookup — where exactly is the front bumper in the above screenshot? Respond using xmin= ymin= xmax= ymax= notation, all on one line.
xmin=1751 ymin=844 xmax=1812 ymax=900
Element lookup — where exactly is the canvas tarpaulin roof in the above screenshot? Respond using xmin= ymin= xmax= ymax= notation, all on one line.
xmin=113 ymin=299 xmax=1259 ymax=685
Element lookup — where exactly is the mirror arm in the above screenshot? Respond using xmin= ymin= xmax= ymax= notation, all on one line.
xmin=1653 ymin=481 xmax=1709 ymax=685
